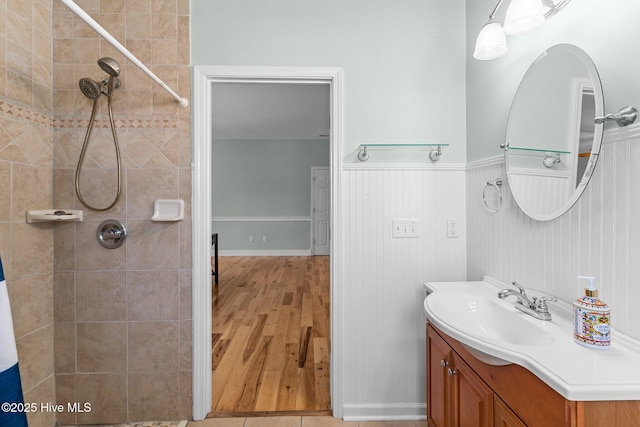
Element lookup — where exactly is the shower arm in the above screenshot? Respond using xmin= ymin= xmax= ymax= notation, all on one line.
xmin=60 ymin=0 xmax=189 ymax=108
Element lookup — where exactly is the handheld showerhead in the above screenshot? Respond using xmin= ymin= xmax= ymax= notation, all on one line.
xmin=97 ymin=57 xmax=121 ymax=77
xmin=79 ymin=78 xmax=103 ymax=100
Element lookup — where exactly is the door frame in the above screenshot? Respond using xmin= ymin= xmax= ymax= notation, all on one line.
xmin=192 ymin=66 xmax=344 ymax=420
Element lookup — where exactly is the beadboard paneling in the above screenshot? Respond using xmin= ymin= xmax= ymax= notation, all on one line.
xmin=467 ymin=124 xmax=640 ymax=340
xmin=340 ymin=167 xmax=466 ymax=418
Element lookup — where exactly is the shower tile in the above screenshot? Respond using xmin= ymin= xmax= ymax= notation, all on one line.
xmin=0 ymin=162 xmax=9 ymax=219
xmin=6 ymin=70 xmax=32 ymax=109
xmin=100 ymin=12 xmax=126 ymax=41
xmin=126 ymin=220 xmax=179 ymax=270
xmin=15 ymin=323 xmax=54 ymax=391
xmin=128 ymin=371 xmax=181 ymax=421
xmin=152 ymin=0 xmax=177 ymax=15
xmin=12 ymin=163 xmax=52 ymax=218
xmin=54 ymin=272 xmax=75 ymax=321
xmin=179 ymin=319 xmax=191 ymax=370
xmin=177 ymin=0 xmax=189 ymax=15
xmin=7 ymin=0 xmax=33 ymax=22
xmin=128 ymin=321 xmax=179 ymax=371
xmin=152 ymin=38 xmax=177 ymax=65
xmin=179 ymin=269 xmax=191 ymax=319
xmin=11 ymin=222 xmax=53 ymax=280
xmin=126 ymin=13 xmax=151 ymax=39
xmin=152 ymin=13 xmax=177 ymax=39
xmin=8 ymin=273 xmax=53 ymax=338
xmin=76 ymin=373 xmax=127 ymax=424
xmin=127 ymin=168 xmax=178 ymax=217
xmin=127 ymin=269 xmax=179 ymax=320
xmin=7 ymin=11 xmax=32 ymax=50
xmin=124 ymin=39 xmax=152 ymax=65
xmin=76 ymin=270 xmax=127 ymax=321
xmin=23 ymin=375 xmax=56 ymax=427
xmin=73 ymin=38 xmax=100 ymax=64
xmin=180 ymin=370 xmax=193 ymax=420
xmin=100 ymin=0 xmax=124 ymax=14
xmin=33 ymin=0 xmax=51 ymax=35
xmin=179 ymin=218 xmax=191 ymax=269
xmin=53 ymin=12 xmax=74 ymax=38
xmin=33 ymin=28 xmax=52 ymax=64
xmin=53 ymin=38 xmax=74 ymax=63
xmin=75 ymin=220 xmax=127 ymax=271
xmin=127 ymin=0 xmax=151 ymax=14
xmin=77 ymin=321 xmax=127 ymax=372
xmin=126 ymin=89 xmax=153 ymax=115
xmin=54 ymin=322 xmax=76 ymax=373
xmin=53 ymin=224 xmax=75 ymax=271
xmin=55 ymin=374 xmax=77 ymax=425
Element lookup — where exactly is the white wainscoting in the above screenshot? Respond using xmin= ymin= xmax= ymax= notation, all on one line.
xmin=339 ymin=165 xmax=467 ymax=420
xmin=467 ymin=123 xmax=640 ymax=340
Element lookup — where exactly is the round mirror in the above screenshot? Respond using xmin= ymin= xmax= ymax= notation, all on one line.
xmin=504 ymin=44 xmax=604 ymax=221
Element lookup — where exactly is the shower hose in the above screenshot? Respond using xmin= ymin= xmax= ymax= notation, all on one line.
xmin=74 ymin=92 xmax=122 ymax=212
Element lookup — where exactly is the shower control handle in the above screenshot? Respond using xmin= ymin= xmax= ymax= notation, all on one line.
xmin=96 ymin=219 xmax=127 ymax=249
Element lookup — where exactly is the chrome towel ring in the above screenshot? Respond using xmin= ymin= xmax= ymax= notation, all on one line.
xmin=483 ymin=178 xmax=503 ymax=213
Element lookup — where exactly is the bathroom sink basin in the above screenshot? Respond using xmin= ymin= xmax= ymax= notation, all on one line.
xmin=426 ymin=286 xmax=554 ymax=347
xmin=423 ymin=277 xmax=640 ymax=401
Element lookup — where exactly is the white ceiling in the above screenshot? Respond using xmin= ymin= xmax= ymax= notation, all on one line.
xmin=211 ymin=83 xmax=330 ymax=140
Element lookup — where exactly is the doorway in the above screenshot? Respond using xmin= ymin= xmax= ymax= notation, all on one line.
xmin=191 ymin=66 xmax=344 ymax=421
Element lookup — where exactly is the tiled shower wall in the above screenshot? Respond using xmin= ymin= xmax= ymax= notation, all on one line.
xmin=0 ymin=1 xmax=56 ymax=427
xmin=467 ymin=124 xmax=640 ymax=341
xmin=52 ymin=0 xmax=192 ymax=424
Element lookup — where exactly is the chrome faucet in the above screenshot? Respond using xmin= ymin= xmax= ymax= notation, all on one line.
xmin=498 ymin=281 xmax=557 ymax=321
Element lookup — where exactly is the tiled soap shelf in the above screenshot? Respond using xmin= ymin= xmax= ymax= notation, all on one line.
xmin=26 ymin=210 xmax=83 ymax=223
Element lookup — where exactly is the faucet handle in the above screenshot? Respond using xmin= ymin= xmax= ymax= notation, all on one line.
xmin=533 ymin=296 xmax=557 ymax=313
xmin=511 ymin=281 xmax=527 ymax=294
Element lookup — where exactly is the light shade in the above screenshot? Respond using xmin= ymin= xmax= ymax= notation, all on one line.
xmin=503 ymin=0 xmax=545 ymax=35
xmin=473 ymin=21 xmax=508 ymax=61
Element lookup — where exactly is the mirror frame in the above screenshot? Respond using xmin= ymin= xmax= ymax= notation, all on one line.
xmin=504 ymin=44 xmax=604 ymax=221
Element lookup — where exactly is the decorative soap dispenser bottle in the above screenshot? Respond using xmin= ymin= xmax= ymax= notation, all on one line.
xmin=573 ymin=276 xmax=611 ymax=349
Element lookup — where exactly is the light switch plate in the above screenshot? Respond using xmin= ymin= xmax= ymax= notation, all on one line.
xmin=392 ymin=218 xmax=419 ymax=238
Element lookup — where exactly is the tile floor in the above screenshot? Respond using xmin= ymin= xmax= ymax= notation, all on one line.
xmin=187 ymin=416 xmax=427 ymax=427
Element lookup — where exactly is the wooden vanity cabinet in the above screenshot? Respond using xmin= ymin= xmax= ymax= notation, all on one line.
xmin=427 ymin=324 xmax=494 ymax=427
xmin=427 ymin=323 xmax=640 ymax=427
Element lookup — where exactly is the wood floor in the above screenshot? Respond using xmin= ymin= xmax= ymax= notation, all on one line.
xmin=210 ymin=256 xmax=331 ymax=415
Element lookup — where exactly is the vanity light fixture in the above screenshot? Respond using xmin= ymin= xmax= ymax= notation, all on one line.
xmin=473 ymin=0 xmax=572 ymax=61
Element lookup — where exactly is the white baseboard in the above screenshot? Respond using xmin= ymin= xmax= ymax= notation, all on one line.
xmin=342 ymin=403 xmax=426 ymax=421
xmin=215 ymin=249 xmax=312 ymax=257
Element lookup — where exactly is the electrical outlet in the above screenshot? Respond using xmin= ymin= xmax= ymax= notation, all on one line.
xmin=392 ymin=218 xmax=419 ymax=238
xmin=249 ymin=235 xmax=254 ymax=242
xmin=447 ymin=218 xmax=458 ymax=238
xmin=262 ymin=235 xmax=267 ymax=242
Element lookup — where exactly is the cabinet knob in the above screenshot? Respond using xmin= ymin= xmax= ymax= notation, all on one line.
xmin=447 ymin=367 xmax=457 ymax=376
xmin=440 ymin=360 xmax=449 ymax=368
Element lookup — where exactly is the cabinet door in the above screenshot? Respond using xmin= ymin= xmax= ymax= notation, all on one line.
xmin=452 ymin=353 xmax=494 ymax=427
xmin=495 ymin=396 xmax=526 ymax=427
xmin=427 ymin=324 xmax=453 ymax=427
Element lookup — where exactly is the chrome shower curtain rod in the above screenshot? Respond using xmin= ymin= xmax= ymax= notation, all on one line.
xmin=59 ymin=0 xmax=189 ymax=108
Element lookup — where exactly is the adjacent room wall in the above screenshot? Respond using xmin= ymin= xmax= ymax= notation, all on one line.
xmin=212 ymin=138 xmax=329 ymax=253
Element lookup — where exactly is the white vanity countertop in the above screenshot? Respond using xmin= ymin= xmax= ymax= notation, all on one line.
xmin=423 ymin=277 xmax=640 ymax=401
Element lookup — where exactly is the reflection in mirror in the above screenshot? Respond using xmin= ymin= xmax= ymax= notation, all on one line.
xmin=504 ymin=44 xmax=603 ymax=221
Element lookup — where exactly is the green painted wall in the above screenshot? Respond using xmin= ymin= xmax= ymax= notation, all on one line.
xmin=212 ymin=139 xmax=329 ymax=251
xmin=466 ymin=0 xmax=640 ymax=161
xmin=191 ymin=0 xmax=467 ymax=163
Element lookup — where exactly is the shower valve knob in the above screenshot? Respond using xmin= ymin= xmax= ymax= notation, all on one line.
xmin=96 ymin=219 xmax=127 ymax=249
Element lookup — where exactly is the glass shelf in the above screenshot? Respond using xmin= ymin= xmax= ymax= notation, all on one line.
xmin=503 ymin=144 xmax=571 ymax=155
xmin=357 ymin=143 xmax=449 ymax=161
